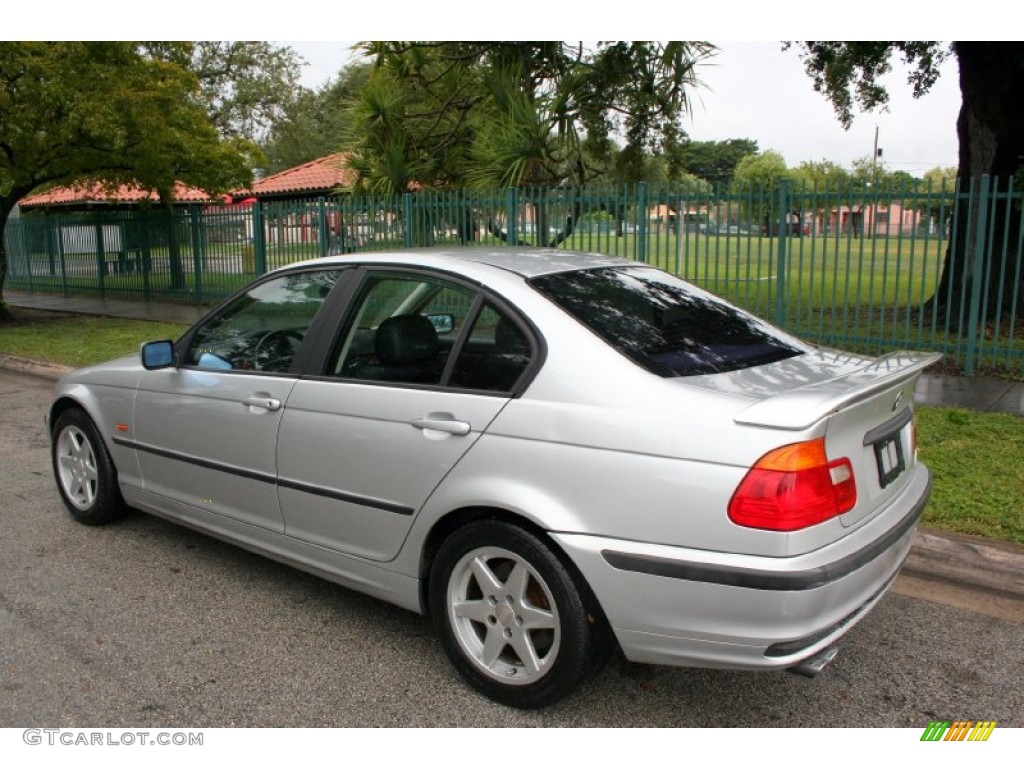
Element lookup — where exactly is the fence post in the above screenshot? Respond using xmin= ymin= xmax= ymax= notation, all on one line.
xmin=140 ymin=211 xmax=151 ymax=301
xmin=964 ymin=175 xmax=991 ymax=377
xmin=252 ymin=201 xmax=267 ymax=275
xmin=95 ymin=220 xmax=106 ymax=299
xmin=317 ymin=197 xmax=329 ymax=258
xmin=189 ymin=206 xmax=203 ymax=304
xmin=505 ymin=187 xmax=519 ymax=246
xmin=403 ymin=193 xmax=414 ymax=248
xmin=55 ymin=225 xmax=68 ymax=297
xmin=775 ymin=180 xmax=789 ymax=326
xmin=636 ymin=183 xmax=648 ymax=264
xmin=23 ymin=222 xmax=36 ymax=292
xmin=46 ymin=222 xmax=57 ymax=276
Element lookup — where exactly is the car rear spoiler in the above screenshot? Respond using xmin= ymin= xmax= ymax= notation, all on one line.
xmin=734 ymin=351 xmax=943 ymax=431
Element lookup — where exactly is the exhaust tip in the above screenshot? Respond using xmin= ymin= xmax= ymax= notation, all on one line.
xmin=787 ymin=644 xmax=839 ymax=678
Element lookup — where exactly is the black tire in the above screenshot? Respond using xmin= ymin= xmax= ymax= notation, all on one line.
xmin=429 ymin=519 xmax=612 ymax=708
xmin=51 ymin=408 xmax=127 ymax=526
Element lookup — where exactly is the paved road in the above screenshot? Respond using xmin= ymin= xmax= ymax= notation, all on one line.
xmin=1 ymin=368 xmax=1021 ymax=728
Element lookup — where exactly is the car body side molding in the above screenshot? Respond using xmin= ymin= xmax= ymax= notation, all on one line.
xmin=112 ymin=436 xmax=415 ymax=516
xmin=601 ymin=471 xmax=929 ymax=590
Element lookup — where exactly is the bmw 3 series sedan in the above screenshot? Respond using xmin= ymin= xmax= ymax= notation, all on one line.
xmin=49 ymin=248 xmax=939 ymax=708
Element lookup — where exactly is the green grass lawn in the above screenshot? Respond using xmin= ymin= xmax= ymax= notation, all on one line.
xmin=916 ymin=406 xmax=1024 ymax=544
xmin=0 ymin=311 xmax=188 ymax=368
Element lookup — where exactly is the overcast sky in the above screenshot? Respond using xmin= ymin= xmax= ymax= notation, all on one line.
xmin=288 ymin=40 xmax=962 ymax=177
xmin=16 ymin=3 xmax=1006 ymax=176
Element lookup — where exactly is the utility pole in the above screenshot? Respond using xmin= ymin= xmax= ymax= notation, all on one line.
xmin=872 ymin=125 xmax=880 ymax=186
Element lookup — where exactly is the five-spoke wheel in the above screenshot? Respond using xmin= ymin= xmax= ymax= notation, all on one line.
xmin=430 ymin=519 xmax=612 ymax=708
xmin=446 ymin=545 xmax=561 ymax=685
xmin=51 ymin=408 xmax=126 ymax=525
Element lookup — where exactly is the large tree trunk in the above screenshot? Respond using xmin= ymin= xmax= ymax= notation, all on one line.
xmin=929 ymin=43 xmax=1024 ymax=328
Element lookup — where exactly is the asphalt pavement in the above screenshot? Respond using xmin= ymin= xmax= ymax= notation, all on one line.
xmin=1 ymin=367 xmax=1021 ymax=728
xmin=2 ymin=289 xmax=1023 ymax=624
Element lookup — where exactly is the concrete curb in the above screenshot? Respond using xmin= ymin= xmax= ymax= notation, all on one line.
xmin=0 ymin=353 xmax=73 ymax=382
xmin=904 ymin=528 xmax=1024 ymax=598
xmin=2 ymin=353 xmax=1022 ymax=606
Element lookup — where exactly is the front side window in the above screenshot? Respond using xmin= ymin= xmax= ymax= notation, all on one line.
xmin=530 ymin=267 xmax=804 ymax=377
xmin=187 ymin=270 xmax=341 ymax=373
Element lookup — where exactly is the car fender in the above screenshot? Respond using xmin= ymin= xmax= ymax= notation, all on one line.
xmin=50 ymin=373 xmax=142 ymax=488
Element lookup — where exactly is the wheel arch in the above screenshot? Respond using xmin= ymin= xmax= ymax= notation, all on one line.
xmin=49 ymin=394 xmax=96 ymax=437
xmin=49 ymin=393 xmax=125 ymax=473
xmin=417 ymin=505 xmax=611 ymax=631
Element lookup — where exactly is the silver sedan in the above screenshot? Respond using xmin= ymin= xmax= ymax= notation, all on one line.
xmin=48 ymin=248 xmax=938 ymax=708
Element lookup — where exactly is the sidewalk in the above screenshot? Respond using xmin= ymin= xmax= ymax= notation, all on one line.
xmin=6 ymin=290 xmax=208 ymax=325
xmin=3 ymin=290 xmax=1023 ymax=621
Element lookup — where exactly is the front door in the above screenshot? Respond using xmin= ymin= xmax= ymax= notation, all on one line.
xmin=130 ymin=269 xmax=342 ymax=532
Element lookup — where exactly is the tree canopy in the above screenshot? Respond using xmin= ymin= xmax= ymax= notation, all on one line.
xmin=0 ymin=42 xmax=261 ymax=316
xmin=173 ymin=41 xmax=304 ymax=143
xmin=679 ymin=139 xmax=759 ymax=185
xmin=261 ymin=61 xmax=372 ymax=174
xmin=790 ymin=159 xmax=850 ymax=189
xmin=343 ymin=41 xmax=716 ymax=194
xmin=732 ymin=151 xmax=790 ymax=192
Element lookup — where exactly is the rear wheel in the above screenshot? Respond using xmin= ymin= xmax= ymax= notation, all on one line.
xmin=429 ymin=519 xmax=611 ymax=708
xmin=52 ymin=408 xmax=127 ymax=525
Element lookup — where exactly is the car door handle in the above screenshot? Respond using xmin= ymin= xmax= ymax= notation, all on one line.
xmin=242 ymin=396 xmax=282 ymax=411
xmin=411 ymin=417 xmax=471 ymax=436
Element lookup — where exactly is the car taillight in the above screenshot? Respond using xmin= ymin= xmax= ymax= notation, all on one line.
xmin=728 ymin=438 xmax=857 ymax=531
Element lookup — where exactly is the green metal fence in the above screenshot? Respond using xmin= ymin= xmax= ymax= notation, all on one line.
xmin=5 ymin=178 xmax=1023 ymax=375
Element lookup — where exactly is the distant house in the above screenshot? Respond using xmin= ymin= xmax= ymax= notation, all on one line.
xmin=825 ymin=202 xmax=922 ymax=237
xmin=17 ymin=153 xmax=358 ymax=213
xmin=16 ymin=181 xmax=221 ymax=269
xmin=18 ymin=181 xmax=215 ymax=213
xmin=230 ymin=153 xmax=361 ymax=247
xmin=245 ymin=153 xmax=357 ymax=202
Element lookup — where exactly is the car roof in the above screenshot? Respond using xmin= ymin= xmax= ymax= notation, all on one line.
xmin=285 ymin=247 xmax=634 ymax=279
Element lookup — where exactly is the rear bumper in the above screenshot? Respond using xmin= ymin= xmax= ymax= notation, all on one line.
xmin=552 ymin=464 xmax=930 ymax=670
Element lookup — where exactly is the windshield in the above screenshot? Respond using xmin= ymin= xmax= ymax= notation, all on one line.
xmin=530 ymin=267 xmax=805 ymax=377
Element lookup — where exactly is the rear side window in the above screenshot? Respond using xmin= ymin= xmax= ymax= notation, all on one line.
xmin=530 ymin=267 xmax=804 ymax=376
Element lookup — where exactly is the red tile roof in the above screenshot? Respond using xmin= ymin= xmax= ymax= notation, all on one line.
xmin=18 ymin=154 xmax=358 ymax=209
xmin=20 ymin=181 xmax=214 ymax=208
xmin=250 ymin=153 xmax=356 ymax=196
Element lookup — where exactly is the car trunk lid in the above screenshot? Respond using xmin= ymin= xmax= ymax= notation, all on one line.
xmin=731 ymin=350 xmax=941 ymax=528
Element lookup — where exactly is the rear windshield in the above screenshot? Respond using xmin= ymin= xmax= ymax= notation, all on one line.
xmin=530 ymin=267 xmax=804 ymax=377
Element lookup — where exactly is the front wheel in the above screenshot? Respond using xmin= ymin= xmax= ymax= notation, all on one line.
xmin=52 ymin=408 xmax=127 ymax=525
xmin=429 ymin=520 xmax=612 ymax=708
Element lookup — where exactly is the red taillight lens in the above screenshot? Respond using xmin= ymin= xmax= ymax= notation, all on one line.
xmin=728 ymin=438 xmax=857 ymax=531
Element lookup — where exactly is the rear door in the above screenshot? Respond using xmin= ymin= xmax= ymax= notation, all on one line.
xmin=277 ymin=269 xmax=536 ymax=561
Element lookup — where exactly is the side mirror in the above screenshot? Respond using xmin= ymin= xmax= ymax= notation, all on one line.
xmin=141 ymin=340 xmax=176 ymax=370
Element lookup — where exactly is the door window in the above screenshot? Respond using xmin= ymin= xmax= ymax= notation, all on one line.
xmin=187 ymin=270 xmax=341 ymax=373
xmin=448 ymin=301 xmax=532 ymax=392
xmin=330 ymin=273 xmax=477 ymax=386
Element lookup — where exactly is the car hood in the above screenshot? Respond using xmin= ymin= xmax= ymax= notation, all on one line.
xmin=58 ymin=352 xmax=145 ymax=388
